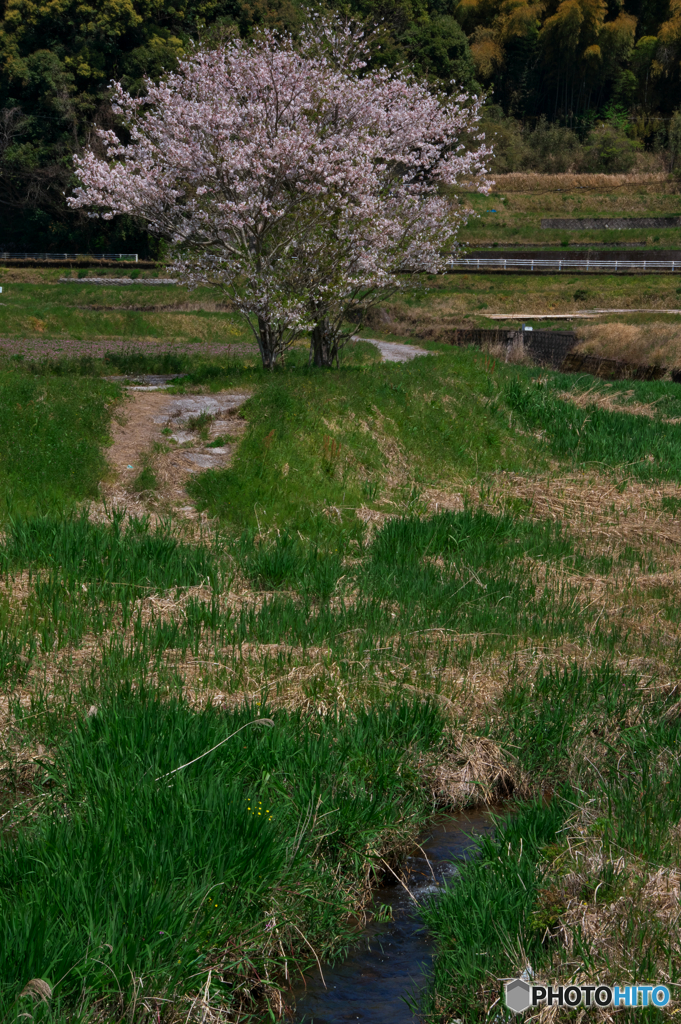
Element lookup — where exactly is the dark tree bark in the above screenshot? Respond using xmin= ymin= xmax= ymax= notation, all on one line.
xmin=310 ymin=318 xmax=338 ymax=368
xmin=257 ymin=316 xmax=280 ymax=369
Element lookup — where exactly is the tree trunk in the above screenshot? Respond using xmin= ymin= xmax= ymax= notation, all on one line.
xmin=310 ymin=319 xmax=336 ymax=368
xmin=257 ymin=317 xmax=278 ymax=369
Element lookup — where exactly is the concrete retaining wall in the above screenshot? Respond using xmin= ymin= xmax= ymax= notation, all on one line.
xmin=541 ymin=217 xmax=681 ymax=230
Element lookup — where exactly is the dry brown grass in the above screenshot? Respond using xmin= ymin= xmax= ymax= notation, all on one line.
xmin=556 ymin=384 xmax=666 ymax=418
xmin=0 ymin=269 xmax=69 ymax=284
xmin=427 ymin=733 xmax=517 ymax=808
xmin=575 ymin=321 xmax=681 ymax=369
xmin=493 ymin=172 xmax=672 ymax=194
xmin=487 ymin=172 xmax=681 ymax=224
xmin=439 ymin=469 xmax=681 ymax=557
xmin=424 ymin=469 xmax=681 ymax=691
xmin=531 ymin=807 xmax=681 ymax=1005
xmin=365 ymin=300 xmax=472 ymax=342
xmin=483 ymin=337 xmax=535 ymax=365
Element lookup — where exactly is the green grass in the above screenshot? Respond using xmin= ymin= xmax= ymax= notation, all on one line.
xmin=205 ymin=508 xmax=597 ymax=658
xmin=186 ymin=347 xmax=681 ymax=549
xmin=0 ymin=510 xmax=217 ymax=592
xmin=422 ymin=663 xmax=681 ymax=1021
xmin=0 ymin=690 xmax=446 ymax=1022
xmin=0 ymin=371 xmax=120 ymax=516
xmin=549 ymin=373 xmax=681 ymax=420
xmin=503 ymin=374 xmax=681 ymax=480
xmin=5 ymin=343 xmax=674 ymax=690
xmin=421 ymin=798 xmax=569 ymax=1024
xmin=0 ymin=329 xmax=680 ymax=1022
xmin=117 ymin=504 xmax=615 ymax=670
xmin=458 ymin=185 xmax=681 ymax=250
xmin=132 ymin=465 xmax=158 ymax=493
xmin=0 ymin=511 xmax=218 ymax=661
xmin=494 ymin=662 xmax=652 ymax=789
xmin=187 ymin=348 xmax=542 ymax=535
xmin=6 ymin=269 xmax=681 ymax=365
xmin=366 ymin=268 xmax=681 ymax=334
xmin=662 ymin=495 xmax=681 ymax=515
xmin=0 ymin=497 xmax=624 ymax=719
xmin=0 ymin=279 xmax=250 ymax=346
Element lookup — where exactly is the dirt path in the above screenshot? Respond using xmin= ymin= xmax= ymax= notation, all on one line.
xmin=102 ymin=385 xmax=251 ymax=517
xmin=100 ymin=338 xmax=429 ymax=518
xmin=362 ymin=337 xmax=433 ymax=362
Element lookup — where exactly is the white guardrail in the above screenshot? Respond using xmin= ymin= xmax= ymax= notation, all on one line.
xmin=449 ymin=257 xmax=681 ymax=272
xmin=0 ymin=253 xmax=139 ymax=261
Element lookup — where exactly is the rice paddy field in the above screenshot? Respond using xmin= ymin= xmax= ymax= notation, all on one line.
xmin=1 ymin=263 xmax=681 ymax=1023
xmin=459 ymin=172 xmax=681 ymax=250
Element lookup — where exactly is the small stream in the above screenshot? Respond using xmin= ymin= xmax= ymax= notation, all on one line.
xmin=293 ymin=810 xmax=494 ymax=1023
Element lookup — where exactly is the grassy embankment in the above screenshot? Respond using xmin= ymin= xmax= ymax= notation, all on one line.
xmin=1 ymin=273 xmax=681 ymax=1019
xmin=459 ymin=172 xmax=681 ymax=250
xmin=361 ymin=172 xmax=681 ymax=370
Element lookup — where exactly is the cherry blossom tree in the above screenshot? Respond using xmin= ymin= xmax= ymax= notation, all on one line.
xmin=69 ymin=22 xmax=491 ymax=369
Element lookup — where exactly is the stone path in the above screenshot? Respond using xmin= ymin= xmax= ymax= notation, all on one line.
xmin=362 ymin=338 xmax=433 ymax=362
xmin=103 ymin=387 xmax=250 ymax=517
xmin=100 ymin=340 xmax=430 ymax=519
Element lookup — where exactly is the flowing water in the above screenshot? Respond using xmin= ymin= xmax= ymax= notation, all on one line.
xmin=293 ymin=810 xmax=494 ymax=1023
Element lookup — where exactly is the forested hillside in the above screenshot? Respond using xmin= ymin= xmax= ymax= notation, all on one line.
xmin=1 ymin=0 xmax=680 ymax=251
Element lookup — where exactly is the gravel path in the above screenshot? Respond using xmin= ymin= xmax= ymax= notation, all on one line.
xmin=362 ymin=337 xmax=433 ymax=362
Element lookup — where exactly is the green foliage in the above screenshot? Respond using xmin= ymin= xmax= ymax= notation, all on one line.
xmin=482 ymin=112 xmax=583 ymax=174
xmin=421 ymin=798 xmax=568 ymax=1023
xmin=0 ymin=500 xmax=609 ymax=687
xmin=0 ymin=690 xmax=446 ymax=1020
xmin=105 ymin=348 xmax=209 ymax=375
xmin=0 ymin=511 xmax=218 ymax=656
xmin=234 ymin=529 xmax=346 ymax=600
xmin=504 ymin=374 xmax=681 ymax=481
xmin=0 ymin=371 xmax=118 ymax=516
xmin=495 ymin=663 xmax=646 ymax=782
xmin=579 ymin=121 xmax=641 ymax=173
xmin=187 ymin=348 xmax=539 ymax=534
xmin=402 ymin=16 xmax=479 ymax=91
xmin=1 ymin=510 xmax=217 ymax=591
xmin=132 ymin=465 xmax=158 ymax=492
xmin=0 ymin=346 xmax=679 ymax=1021
xmin=423 ymin=663 xmax=681 ymax=1020
xmin=482 ymin=111 xmax=643 ymax=175
xmin=662 ymin=494 xmax=681 ymax=515
xmin=124 ymin=506 xmax=604 ymax=659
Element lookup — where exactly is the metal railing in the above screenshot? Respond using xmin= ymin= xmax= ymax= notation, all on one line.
xmin=0 ymin=252 xmax=139 ymax=261
xmin=448 ymin=257 xmax=681 ymax=272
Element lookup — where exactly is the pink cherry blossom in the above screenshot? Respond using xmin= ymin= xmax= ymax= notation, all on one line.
xmin=69 ymin=20 xmax=491 ymax=368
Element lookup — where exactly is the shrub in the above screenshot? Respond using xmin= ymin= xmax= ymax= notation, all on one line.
xmin=482 ymin=112 xmax=582 ymax=173
xmin=579 ymin=122 xmax=641 ymax=173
